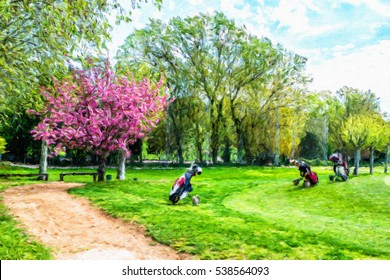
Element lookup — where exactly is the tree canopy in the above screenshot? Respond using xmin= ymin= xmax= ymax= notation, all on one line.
xmin=117 ymin=12 xmax=309 ymax=164
xmin=30 ymin=60 xmax=168 ymax=180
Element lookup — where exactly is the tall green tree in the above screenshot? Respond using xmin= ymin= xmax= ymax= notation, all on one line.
xmin=301 ymin=91 xmax=336 ymax=161
xmin=384 ymin=120 xmax=390 ymax=174
xmin=0 ymin=136 xmax=6 ymax=155
xmin=366 ymin=115 xmax=389 ymax=174
xmin=258 ymin=49 xmax=308 ymax=164
xmin=117 ymin=18 xmax=193 ymax=163
xmin=341 ymin=115 xmax=372 ymax=175
xmin=334 ymin=87 xmax=381 ymax=174
xmin=117 ymin=12 xmax=308 ymax=164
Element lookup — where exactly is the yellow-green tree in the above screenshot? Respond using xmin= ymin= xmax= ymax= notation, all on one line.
xmin=383 ymin=120 xmax=390 ymax=173
xmin=0 ymin=137 xmax=6 ymax=154
xmin=341 ymin=115 xmax=372 ymax=175
xmin=366 ymin=115 xmax=388 ymax=174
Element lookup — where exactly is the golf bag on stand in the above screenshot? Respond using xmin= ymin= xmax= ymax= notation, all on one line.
xmin=329 ymin=153 xmax=349 ymax=181
xmin=169 ymin=175 xmax=187 ymax=204
xmin=169 ymin=164 xmax=202 ymax=204
xmin=291 ymin=159 xmax=318 ymax=187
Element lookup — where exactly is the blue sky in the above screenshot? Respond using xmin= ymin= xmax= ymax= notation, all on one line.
xmin=109 ymin=0 xmax=390 ymax=114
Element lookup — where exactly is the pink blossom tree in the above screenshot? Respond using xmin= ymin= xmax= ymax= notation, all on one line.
xmin=30 ymin=61 xmax=168 ymax=181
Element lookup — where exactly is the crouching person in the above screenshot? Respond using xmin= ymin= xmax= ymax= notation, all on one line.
xmin=291 ymin=159 xmax=319 ymax=187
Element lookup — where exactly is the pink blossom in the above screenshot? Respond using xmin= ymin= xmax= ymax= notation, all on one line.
xmin=30 ymin=61 xmax=169 ymax=160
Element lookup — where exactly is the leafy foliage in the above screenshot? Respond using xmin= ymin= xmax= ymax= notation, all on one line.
xmin=117 ymin=12 xmax=309 ymax=163
xmin=30 ymin=60 xmax=168 ymax=179
xmin=0 ymin=137 xmax=6 ymax=154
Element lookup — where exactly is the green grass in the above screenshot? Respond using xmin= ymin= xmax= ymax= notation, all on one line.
xmin=1 ymin=164 xmax=389 ymax=260
xmin=69 ymin=166 xmax=390 ymax=260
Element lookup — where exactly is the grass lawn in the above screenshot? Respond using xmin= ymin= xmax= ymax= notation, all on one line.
xmin=1 ymin=164 xmax=389 ymax=260
xmin=70 ymin=165 xmax=390 ymax=260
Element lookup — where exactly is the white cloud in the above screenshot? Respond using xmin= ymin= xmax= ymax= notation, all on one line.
xmin=220 ymin=0 xmax=254 ymax=21
xmin=270 ymin=0 xmax=310 ymax=30
xmin=268 ymin=0 xmax=322 ymax=31
xmin=340 ymin=0 xmax=390 ymax=17
xmin=260 ymin=0 xmax=341 ymax=41
xmin=167 ymin=0 xmax=176 ymax=10
xmin=308 ymin=40 xmax=390 ymax=113
xmin=332 ymin=43 xmax=355 ymax=58
xmin=188 ymin=0 xmax=204 ymax=5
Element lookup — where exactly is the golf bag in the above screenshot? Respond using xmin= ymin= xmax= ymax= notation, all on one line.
xmin=330 ymin=165 xmax=348 ymax=181
xmin=293 ymin=171 xmax=318 ymax=187
xmin=308 ymin=171 xmax=319 ymax=185
xmin=329 ymin=153 xmax=349 ymax=181
xmin=169 ymin=164 xmax=202 ymax=204
xmin=169 ymin=175 xmax=189 ymax=204
xmin=292 ymin=159 xmax=318 ymax=187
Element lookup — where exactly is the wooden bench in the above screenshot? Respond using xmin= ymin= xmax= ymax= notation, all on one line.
xmin=0 ymin=173 xmax=49 ymax=181
xmin=59 ymin=172 xmax=99 ymax=182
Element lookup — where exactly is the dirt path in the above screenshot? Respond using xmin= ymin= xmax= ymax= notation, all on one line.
xmin=2 ymin=182 xmax=191 ymax=260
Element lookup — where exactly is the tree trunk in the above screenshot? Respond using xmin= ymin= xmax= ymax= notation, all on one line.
xmin=196 ymin=142 xmax=203 ymax=163
xmin=323 ymin=114 xmax=329 ymax=164
xmin=232 ymin=110 xmax=244 ymax=164
xmin=194 ymin=122 xmax=204 ymax=163
xmin=116 ymin=149 xmax=126 ymax=180
xmin=291 ymin=120 xmax=296 ymax=159
xmin=210 ymin=114 xmax=219 ymax=164
xmin=39 ymin=140 xmax=48 ymax=179
xmin=173 ymin=131 xmax=183 ymax=164
xmin=274 ymin=107 xmax=280 ymax=166
xmin=171 ymin=113 xmax=184 ymax=164
xmin=97 ymin=156 xmax=106 ymax=182
xmin=222 ymin=134 xmax=231 ymax=163
xmin=177 ymin=144 xmax=184 ymax=165
xmin=237 ymin=132 xmax=244 ymax=163
xmin=210 ymin=98 xmax=223 ymax=165
xmin=369 ymin=145 xmax=374 ymax=175
xmin=353 ymin=147 xmax=361 ymax=176
xmin=139 ymin=139 xmax=143 ymax=164
xmin=165 ymin=103 xmax=171 ymax=161
xmin=385 ymin=144 xmax=389 ymax=174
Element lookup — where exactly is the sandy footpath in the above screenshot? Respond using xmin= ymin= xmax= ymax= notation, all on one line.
xmin=2 ymin=182 xmax=191 ymax=260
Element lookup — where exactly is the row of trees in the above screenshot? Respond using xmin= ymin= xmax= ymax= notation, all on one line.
xmin=1 ymin=4 xmax=389 ymax=179
xmin=116 ymin=12 xmax=309 ymax=164
xmin=302 ymin=87 xmax=389 ymax=175
xmin=115 ymin=12 xmax=390 ymax=174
